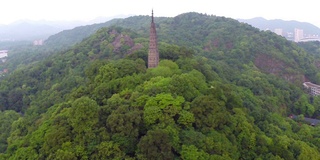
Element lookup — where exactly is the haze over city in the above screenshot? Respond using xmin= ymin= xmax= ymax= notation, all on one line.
xmin=1 ymin=0 xmax=319 ymax=28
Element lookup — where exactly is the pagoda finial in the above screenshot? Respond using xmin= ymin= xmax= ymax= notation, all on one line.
xmin=152 ymin=9 xmax=154 ymax=23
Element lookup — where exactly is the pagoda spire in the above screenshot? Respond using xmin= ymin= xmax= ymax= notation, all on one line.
xmin=152 ymin=9 xmax=154 ymax=23
xmin=148 ymin=9 xmax=159 ymax=68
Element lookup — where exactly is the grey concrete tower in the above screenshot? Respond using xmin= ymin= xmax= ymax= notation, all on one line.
xmin=148 ymin=9 xmax=159 ymax=68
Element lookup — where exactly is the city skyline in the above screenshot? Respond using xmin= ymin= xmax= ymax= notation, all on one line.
xmin=272 ymin=27 xmax=320 ymax=42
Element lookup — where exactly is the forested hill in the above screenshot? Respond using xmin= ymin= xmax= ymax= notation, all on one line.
xmin=44 ymin=16 xmax=169 ymax=48
xmin=1 ymin=12 xmax=320 ymax=159
xmin=46 ymin=13 xmax=319 ymax=82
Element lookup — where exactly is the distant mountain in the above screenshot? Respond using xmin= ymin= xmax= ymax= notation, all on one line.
xmin=238 ymin=17 xmax=320 ymax=36
xmin=0 ymin=15 xmax=133 ymax=41
xmin=0 ymin=20 xmax=86 ymax=41
xmin=0 ymin=22 xmax=62 ymax=41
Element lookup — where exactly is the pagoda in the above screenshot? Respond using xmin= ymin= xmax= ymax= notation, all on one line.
xmin=148 ymin=10 xmax=159 ymax=68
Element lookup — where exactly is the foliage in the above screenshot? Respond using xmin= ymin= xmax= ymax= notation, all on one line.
xmin=1 ymin=12 xmax=320 ymax=159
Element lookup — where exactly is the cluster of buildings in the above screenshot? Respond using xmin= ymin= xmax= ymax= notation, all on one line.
xmin=33 ymin=39 xmax=43 ymax=46
xmin=0 ymin=50 xmax=8 ymax=76
xmin=0 ymin=50 xmax=8 ymax=63
xmin=273 ymin=28 xmax=320 ymax=42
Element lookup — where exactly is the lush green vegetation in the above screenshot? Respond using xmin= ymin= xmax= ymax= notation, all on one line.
xmin=1 ymin=12 xmax=320 ymax=159
xmin=298 ymin=41 xmax=320 ymax=57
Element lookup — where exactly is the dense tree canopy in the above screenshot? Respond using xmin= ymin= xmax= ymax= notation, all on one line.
xmin=1 ymin=12 xmax=320 ymax=159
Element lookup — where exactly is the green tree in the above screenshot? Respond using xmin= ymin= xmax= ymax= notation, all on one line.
xmin=143 ymin=93 xmax=184 ymax=126
xmin=137 ymin=129 xmax=174 ymax=159
xmin=180 ymin=145 xmax=209 ymax=160
xmin=92 ymin=141 xmax=125 ymax=159
xmin=190 ymin=95 xmax=229 ymax=131
xmin=9 ymin=147 xmax=38 ymax=160
xmin=0 ymin=110 xmax=20 ymax=153
xmin=170 ymin=70 xmax=207 ymax=101
xmin=106 ymin=104 xmax=142 ymax=154
xmin=54 ymin=142 xmax=77 ymax=160
xmin=294 ymin=95 xmax=315 ymax=117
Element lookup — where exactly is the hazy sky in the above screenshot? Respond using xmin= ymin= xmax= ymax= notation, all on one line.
xmin=1 ymin=0 xmax=319 ymax=27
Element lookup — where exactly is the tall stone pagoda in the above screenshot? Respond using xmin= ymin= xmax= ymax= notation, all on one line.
xmin=148 ymin=10 xmax=159 ymax=68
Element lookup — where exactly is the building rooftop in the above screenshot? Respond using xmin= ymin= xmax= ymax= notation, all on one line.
xmin=303 ymin=82 xmax=320 ymax=89
xmin=303 ymin=82 xmax=320 ymax=96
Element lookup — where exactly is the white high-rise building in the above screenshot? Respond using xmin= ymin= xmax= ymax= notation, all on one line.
xmin=294 ymin=28 xmax=304 ymax=42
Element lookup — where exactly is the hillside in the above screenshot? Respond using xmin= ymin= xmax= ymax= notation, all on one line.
xmin=44 ymin=16 xmax=169 ymax=49
xmin=1 ymin=12 xmax=320 ymax=159
xmin=46 ymin=16 xmax=320 ymax=49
